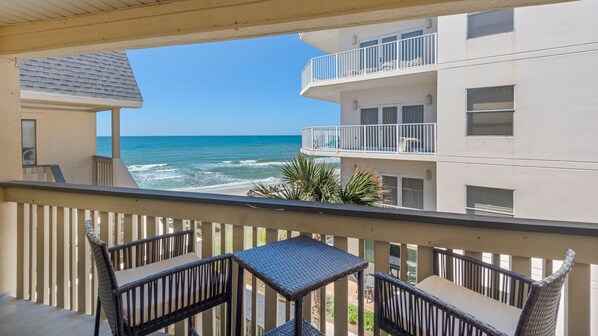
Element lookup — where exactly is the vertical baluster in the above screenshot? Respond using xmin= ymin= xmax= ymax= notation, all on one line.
xmin=264 ymin=228 xmax=278 ymax=331
xmin=30 ymin=205 xmax=37 ymax=302
xmin=76 ymin=209 xmax=89 ymax=313
xmin=70 ymin=209 xmax=77 ymax=310
xmin=17 ymin=203 xmax=26 ymax=299
xmin=146 ymin=216 xmax=156 ymax=238
xmin=91 ymin=211 xmax=99 ymax=315
xmin=36 ymin=205 xmax=49 ymax=304
xmin=543 ymin=259 xmax=553 ymax=277
xmin=566 ymin=263 xmax=591 ymax=335
xmin=201 ymin=221 xmax=215 ymax=335
xmin=333 ymin=236 xmax=348 ymax=336
xmin=56 ymin=207 xmax=67 ymax=308
xmin=417 ymin=246 xmax=434 ymax=283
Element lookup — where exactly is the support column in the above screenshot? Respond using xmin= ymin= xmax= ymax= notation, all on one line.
xmin=111 ymin=108 xmax=121 ymax=159
xmin=0 ymin=57 xmax=23 ymax=296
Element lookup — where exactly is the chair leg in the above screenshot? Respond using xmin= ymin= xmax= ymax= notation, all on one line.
xmin=94 ymin=298 xmax=101 ymax=336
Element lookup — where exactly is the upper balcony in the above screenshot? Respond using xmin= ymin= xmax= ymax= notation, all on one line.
xmin=301 ymin=33 xmax=437 ymax=101
xmin=301 ymin=123 xmax=437 ymax=160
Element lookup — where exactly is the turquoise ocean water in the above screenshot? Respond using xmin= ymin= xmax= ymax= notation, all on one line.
xmin=97 ymin=136 xmax=335 ymax=192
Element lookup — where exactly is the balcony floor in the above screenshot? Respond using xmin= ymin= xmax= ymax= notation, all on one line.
xmin=0 ymin=295 xmax=163 ymax=336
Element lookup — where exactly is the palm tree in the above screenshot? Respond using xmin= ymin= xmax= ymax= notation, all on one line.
xmin=250 ymin=154 xmax=383 ymax=206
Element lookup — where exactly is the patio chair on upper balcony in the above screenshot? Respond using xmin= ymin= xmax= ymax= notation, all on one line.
xmin=374 ymin=248 xmax=575 ymax=336
xmin=85 ymin=222 xmax=233 ymax=336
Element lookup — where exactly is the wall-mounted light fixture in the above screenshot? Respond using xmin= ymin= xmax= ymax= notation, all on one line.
xmin=352 ymin=35 xmax=358 ymax=45
xmin=353 ymin=100 xmax=359 ymax=110
xmin=425 ymin=94 xmax=433 ymax=105
xmin=426 ymin=18 xmax=433 ymax=29
xmin=425 ymin=169 xmax=432 ymax=181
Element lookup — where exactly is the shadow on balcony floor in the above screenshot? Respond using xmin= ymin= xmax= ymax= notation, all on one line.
xmin=0 ymin=295 xmax=166 ymax=336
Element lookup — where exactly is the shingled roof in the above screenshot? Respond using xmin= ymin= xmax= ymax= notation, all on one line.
xmin=20 ymin=51 xmax=143 ymax=104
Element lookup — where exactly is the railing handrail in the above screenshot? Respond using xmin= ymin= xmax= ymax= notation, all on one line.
xmin=93 ymin=155 xmax=113 ymax=162
xmin=22 ymin=164 xmax=66 ymax=183
xmin=309 ymin=32 xmax=438 ymax=62
xmin=3 ymin=180 xmax=597 ymax=238
xmin=307 ymin=123 xmax=436 ymax=129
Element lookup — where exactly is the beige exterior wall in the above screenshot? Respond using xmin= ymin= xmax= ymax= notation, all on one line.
xmin=21 ymin=108 xmax=96 ymax=185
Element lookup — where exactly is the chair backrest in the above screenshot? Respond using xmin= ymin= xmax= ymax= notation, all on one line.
xmin=515 ymin=249 xmax=575 ymax=336
xmin=85 ymin=221 xmax=123 ymax=335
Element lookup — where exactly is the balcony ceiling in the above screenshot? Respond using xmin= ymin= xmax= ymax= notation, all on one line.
xmin=302 ymin=69 xmax=437 ymax=103
xmin=0 ymin=0 xmax=571 ymax=59
xmin=0 ymin=0 xmax=170 ymax=27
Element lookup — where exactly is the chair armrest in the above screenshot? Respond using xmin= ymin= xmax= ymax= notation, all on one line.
xmin=374 ymin=272 xmax=508 ymax=336
xmin=114 ymin=254 xmax=233 ymax=330
xmin=434 ymin=249 xmax=534 ymax=308
xmin=109 ymin=230 xmax=195 ymax=271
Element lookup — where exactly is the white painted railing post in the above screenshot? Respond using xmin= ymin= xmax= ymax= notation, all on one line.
xmin=335 ymin=54 xmax=339 ymax=80
xmin=363 ymin=126 xmax=367 ymax=152
xmin=434 ymin=123 xmax=437 ymax=153
xmin=335 ymin=126 xmax=339 ymax=150
xmin=311 ymin=127 xmax=314 ymax=150
xmin=396 ymin=124 xmax=400 ymax=154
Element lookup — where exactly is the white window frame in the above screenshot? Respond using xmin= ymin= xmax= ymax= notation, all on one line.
xmin=359 ymin=101 xmax=426 ymax=125
xmin=381 ymin=173 xmax=425 ymax=210
xmin=466 ymin=9 xmax=515 ymax=40
xmin=466 ymin=85 xmax=515 ymax=137
xmin=465 ymin=185 xmax=514 ymax=217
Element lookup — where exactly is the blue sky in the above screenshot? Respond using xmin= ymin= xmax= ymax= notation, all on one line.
xmin=97 ymin=34 xmax=338 ymax=136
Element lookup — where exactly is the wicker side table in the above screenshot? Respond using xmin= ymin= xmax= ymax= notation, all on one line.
xmin=233 ymin=235 xmax=368 ymax=336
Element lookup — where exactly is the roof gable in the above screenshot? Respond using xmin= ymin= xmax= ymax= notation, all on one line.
xmin=20 ymin=51 xmax=143 ymax=105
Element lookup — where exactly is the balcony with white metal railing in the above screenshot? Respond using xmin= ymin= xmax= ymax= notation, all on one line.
xmin=301 ymin=33 xmax=437 ymax=91
xmin=302 ymin=123 xmax=437 ymax=156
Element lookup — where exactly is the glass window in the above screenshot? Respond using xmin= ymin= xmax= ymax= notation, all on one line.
xmin=467 ymin=86 xmax=514 ymax=136
xmin=402 ymin=178 xmax=424 ymax=210
xmin=21 ymin=120 xmax=36 ymax=165
xmin=466 ymin=186 xmax=514 ymax=217
xmin=467 ymin=9 xmax=514 ymax=39
xmin=382 ymin=175 xmax=398 ymax=206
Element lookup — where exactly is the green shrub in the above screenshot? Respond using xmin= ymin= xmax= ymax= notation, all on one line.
xmin=325 ymin=294 xmax=374 ymax=332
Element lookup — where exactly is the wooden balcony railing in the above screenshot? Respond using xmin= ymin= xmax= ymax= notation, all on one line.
xmin=22 ymin=164 xmax=66 ymax=183
xmin=2 ymin=181 xmax=596 ymax=335
xmin=92 ymin=155 xmax=113 ymax=187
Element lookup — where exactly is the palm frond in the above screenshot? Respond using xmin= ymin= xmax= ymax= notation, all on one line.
xmin=338 ymin=165 xmax=382 ymax=206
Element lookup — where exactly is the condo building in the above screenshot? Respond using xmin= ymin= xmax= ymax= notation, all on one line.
xmin=300 ymin=0 xmax=598 ymax=224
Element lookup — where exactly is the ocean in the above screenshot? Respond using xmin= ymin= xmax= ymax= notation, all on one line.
xmin=97 ymin=136 xmax=336 ymax=193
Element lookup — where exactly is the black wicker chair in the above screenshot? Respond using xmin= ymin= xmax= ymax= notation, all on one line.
xmin=374 ymin=249 xmax=575 ymax=336
xmin=85 ymin=221 xmax=233 ymax=336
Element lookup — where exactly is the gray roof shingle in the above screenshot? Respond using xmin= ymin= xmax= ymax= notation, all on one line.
xmin=20 ymin=51 xmax=143 ymax=104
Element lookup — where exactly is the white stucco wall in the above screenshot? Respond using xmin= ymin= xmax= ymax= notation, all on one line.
xmin=436 ymin=47 xmax=598 ymax=162
xmin=21 ymin=108 xmax=96 ymax=185
xmin=438 ymin=1 xmax=598 ymax=64
xmin=340 ymin=82 xmax=437 ymax=125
